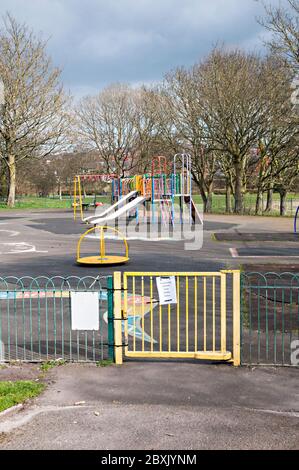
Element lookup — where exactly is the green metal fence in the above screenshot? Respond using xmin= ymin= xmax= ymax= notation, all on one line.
xmin=0 ymin=276 xmax=114 ymax=363
xmin=2 ymin=272 xmax=299 ymax=367
xmin=241 ymin=272 xmax=299 ymax=366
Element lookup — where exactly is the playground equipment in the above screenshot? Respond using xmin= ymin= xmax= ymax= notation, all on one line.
xmin=76 ymin=226 xmax=129 ymax=266
xmin=73 ymin=175 xmax=83 ymax=221
xmin=294 ymin=206 xmax=299 ymax=234
xmin=83 ymin=190 xmax=138 ymax=223
xmin=73 ymin=174 xmax=116 ymax=221
xmin=91 ymin=195 xmax=146 ymax=225
xmin=75 ymin=153 xmax=202 ymax=267
xmin=83 ymin=153 xmax=202 ymax=228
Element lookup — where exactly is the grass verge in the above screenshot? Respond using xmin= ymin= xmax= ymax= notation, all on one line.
xmin=0 ymin=193 xmax=298 ymax=215
xmin=0 ymin=380 xmax=45 ymax=413
xmin=39 ymin=359 xmax=66 ymax=372
xmin=0 ymin=195 xmax=110 ymax=210
xmin=96 ymin=359 xmax=114 ymax=367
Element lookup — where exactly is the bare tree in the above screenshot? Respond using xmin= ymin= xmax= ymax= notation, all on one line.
xmin=75 ymin=84 xmax=145 ymax=177
xmin=250 ymin=55 xmax=299 ymax=214
xmin=274 ymin=159 xmax=299 ymax=215
xmin=259 ymin=0 xmax=299 ymax=70
xmin=129 ymin=86 xmax=165 ymax=173
xmin=0 ymin=14 xmax=70 ymax=207
xmin=23 ymin=159 xmax=57 ymax=197
xmin=195 ymin=48 xmax=276 ymax=213
xmin=159 ymin=68 xmax=217 ymax=212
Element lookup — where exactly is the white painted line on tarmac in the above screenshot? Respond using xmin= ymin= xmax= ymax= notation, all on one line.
xmin=0 ymin=229 xmax=20 ymax=237
xmin=0 ymin=242 xmax=48 ymax=254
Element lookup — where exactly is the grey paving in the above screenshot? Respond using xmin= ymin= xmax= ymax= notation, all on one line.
xmin=0 ymin=363 xmax=298 ymax=450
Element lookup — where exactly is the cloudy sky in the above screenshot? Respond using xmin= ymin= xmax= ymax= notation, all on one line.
xmin=0 ymin=0 xmax=283 ymax=98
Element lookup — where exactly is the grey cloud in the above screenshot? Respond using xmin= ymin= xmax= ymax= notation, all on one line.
xmin=0 ymin=0 xmax=283 ymax=97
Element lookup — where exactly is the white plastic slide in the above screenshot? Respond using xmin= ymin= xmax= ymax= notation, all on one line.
xmin=83 ymin=191 xmax=137 ymax=222
xmin=190 ymin=198 xmax=203 ymax=225
xmin=184 ymin=196 xmax=203 ymax=225
xmin=91 ymin=196 xmax=146 ymax=225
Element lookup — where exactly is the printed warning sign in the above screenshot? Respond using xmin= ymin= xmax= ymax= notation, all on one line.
xmin=156 ymin=276 xmax=177 ymax=305
xmin=71 ymin=292 xmax=99 ymax=330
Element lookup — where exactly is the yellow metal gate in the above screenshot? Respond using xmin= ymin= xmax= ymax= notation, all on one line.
xmin=113 ymin=271 xmax=240 ymax=366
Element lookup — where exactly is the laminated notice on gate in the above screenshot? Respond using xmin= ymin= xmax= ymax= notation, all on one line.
xmin=156 ymin=276 xmax=177 ymax=305
xmin=71 ymin=292 xmax=99 ymax=330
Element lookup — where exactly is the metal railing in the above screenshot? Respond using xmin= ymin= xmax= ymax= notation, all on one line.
xmin=2 ymin=271 xmax=298 ymax=368
xmin=241 ymin=272 xmax=299 ymax=366
xmin=0 ymin=276 xmax=113 ymax=363
xmin=210 ymin=195 xmax=299 ymax=216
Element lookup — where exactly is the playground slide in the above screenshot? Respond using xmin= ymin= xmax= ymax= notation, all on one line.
xmin=83 ymin=191 xmax=138 ymax=222
xmin=184 ymin=196 xmax=203 ymax=225
xmin=91 ymin=196 xmax=146 ymax=225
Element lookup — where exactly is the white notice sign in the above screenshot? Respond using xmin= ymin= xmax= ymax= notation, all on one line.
xmin=156 ymin=276 xmax=177 ymax=305
xmin=71 ymin=292 xmax=99 ymax=330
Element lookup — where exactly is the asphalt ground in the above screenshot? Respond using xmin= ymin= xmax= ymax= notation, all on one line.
xmin=0 ymin=209 xmax=297 ymax=277
xmin=0 ymin=362 xmax=298 ymax=450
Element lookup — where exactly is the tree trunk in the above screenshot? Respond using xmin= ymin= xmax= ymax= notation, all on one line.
xmin=255 ymin=188 xmax=263 ymax=215
xmin=198 ymin=186 xmax=208 ymax=213
xmin=279 ymin=189 xmax=287 ymax=216
xmin=205 ymin=192 xmax=213 ymax=213
xmin=225 ymin=180 xmax=232 ymax=213
xmin=203 ymin=181 xmax=213 ymax=213
xmin=233 ymin=158 xmax=244 ymax=214
xmin=0 ymin=166 xmax=8 ymax=198
xmin=195 ymin=178 xmax=213 ymax=213
xmin=7 ymin=155 xmax=16 ymax=207
xmin=265 ymin=186 xmax=273 ymax=212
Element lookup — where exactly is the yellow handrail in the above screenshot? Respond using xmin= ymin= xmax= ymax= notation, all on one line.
xmin=77 ymin=225 xmax=129 ymax=261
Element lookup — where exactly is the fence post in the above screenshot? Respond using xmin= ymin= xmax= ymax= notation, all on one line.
xmin=232 ymin=270 xmax=241 ymax=366
xmin=0 ymin=340 xmax=4 ymax=363
xmin=107 ymin=276 xmax=114 ymax=361
xmin=220 ymin=272 xmax=227 ymax=353
xmin=113 ymin=271 xmax=123 ymax=365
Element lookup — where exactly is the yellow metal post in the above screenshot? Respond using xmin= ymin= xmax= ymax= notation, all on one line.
xmin=73 ymin=177 xmax=77 ymax=220
xmin=113 ymin=271 xmax=123 ymax=365
xmin=194 ymin=276 xmax=197 ymax=352
xmin=78 ymin=176 xmax=84 ymax=221
xmin=212 ymin=276 xmax=216 ymax=351
xmin=123 ymin=273 xmax=128 ymax=355
xmin=220 ymin=272 xmax=227 ymax=353
xmin=133 ymin=276 xmax=136 ymax=352
xmin=100 ymin=227 xmax=105 ymax=259
xmin=176 ymin=276 xmax=180 ymax=352
xmin=186 ymin=276 xmax=189 ymax=352
xmin=232 ymin=270 xmax=241 ymax=366
xmin=150 ymin=276 xmax=154 ymax=353
xmin=141 ymin=276 xmax=145 ymax=352
xmin=203 ymin=277 xmax=206 ymax=351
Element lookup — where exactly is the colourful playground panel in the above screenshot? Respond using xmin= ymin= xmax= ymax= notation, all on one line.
xmin=73 ymin=153 xmax=201 ymax=228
